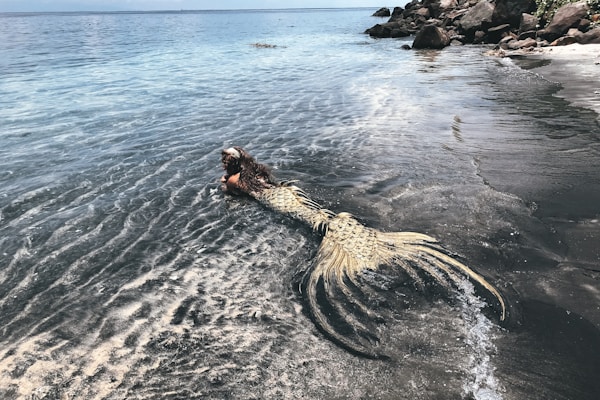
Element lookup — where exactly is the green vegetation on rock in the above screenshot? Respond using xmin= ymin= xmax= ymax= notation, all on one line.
xmin=535 ymin=0 xmax=600 ymax=27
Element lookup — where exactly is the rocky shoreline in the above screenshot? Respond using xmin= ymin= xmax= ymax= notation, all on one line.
xmin=366 ymin=0 xmax=600 ymax=50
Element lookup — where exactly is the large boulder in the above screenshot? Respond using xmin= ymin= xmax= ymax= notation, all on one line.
xmin=460 ymin=1 xmax=496 ymax=34
xmin=389 ymin=6 xmax=404 ymax=21
xmin=492 ymin=0 xmax=537 ymax=27
xmin=412 ymin=24 xmax=451 ymax=49
xmin=538 ymin=1 xmax=590 ymax=41
xmin=372 ymin=7 xmax=391 ymax=17
xmin=519 ymin=13 xmax=539 ymax=34
xmin=365 ymin=21 xmax=412 ymax=38
xmin=577 ymin=27 xmax=600 ymax=44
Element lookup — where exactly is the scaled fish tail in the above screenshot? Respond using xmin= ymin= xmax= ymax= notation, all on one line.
xmin=252 ymin=183 xmax=506 ymax=357
xmin=300 ymin=211 xmax=507 ymax=357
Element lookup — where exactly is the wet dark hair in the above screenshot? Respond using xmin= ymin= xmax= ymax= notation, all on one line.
xmin=222 ymin=146 xmax=277 ymax=195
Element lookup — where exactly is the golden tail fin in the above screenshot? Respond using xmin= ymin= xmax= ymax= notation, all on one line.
xmin=300 ymin=213 xmax=506 ymax=358
xmin=302 ymin=229 xmax=388 ymax=359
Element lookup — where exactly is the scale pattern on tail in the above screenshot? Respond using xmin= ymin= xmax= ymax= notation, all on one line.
xmin=220 ymin=147 xmax=506 ymax=358
xmin=254 ymin=182 xmax=336 ymax=232
xmin=253 ymin=185 xmax=507 ymax=358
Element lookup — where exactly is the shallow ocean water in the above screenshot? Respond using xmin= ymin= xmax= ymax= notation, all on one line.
xmin=1 ymin=8 xmax=599 ymax=399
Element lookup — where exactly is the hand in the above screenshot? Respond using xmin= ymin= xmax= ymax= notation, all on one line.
xmin=221 ymin=173 xmax=241 ymax=193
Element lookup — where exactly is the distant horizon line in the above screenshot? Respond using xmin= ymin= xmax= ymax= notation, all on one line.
xmin=0 ymin=6 xmax=380 ymax=14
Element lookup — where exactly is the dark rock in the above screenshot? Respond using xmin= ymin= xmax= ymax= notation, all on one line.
xmin=538 ymin=1 xmax=590 ymax=42
xmin=421 ymin=0 xmax=443 ymax=16
xmin=363 ymin=0 xmax=598 ymax=50
xmin=392 ymin=7 xmax=404 ymax=17
xmin=497 ymin=34 xmax=517 ymax=48
xmin=365 ymin=24 xmax=386 ymax=37
xmin=550 ymin=35 xmax=579 ymax=46
xmin=578 ymin=18 xmax=591 ymax=32
xmin=493 ymin=0 xmax=537 ymax=27
xmin=251 ymin=43 xmax=279 ymax=48
xmin=500 ymin=34 xmax=517 ymax=44
xmin=518 ymin=30 xmax=537 ymax=40
xmin=519 ymin=13 xmax=539 ymax=34
xmin=488 ymin=23 xmax=512 ymax=43
xmin=460 ymin=0 xmax=495 ymax=33
xmin=508 ymin=37 xmax=537 ymax=49
xmin=415 ymin=7 xmax=431 ymax=19
xmin=473 ymin=30 xmax=487 ymax=43
xmin=388 ymin=7 xmax=405 ymax=21
xmin=365 ymin=22 xmax=411 ymax=38
xmin=372 ymin=7 xmax=391 ymax=17
xmin=401 ymin=44 xmax=412 ymax=50
xmin=577 ymin=27 xmax=600 ymax=44
xmin=390 ymin=27 xmax=412 ymax=38
xmin=412 ymin=24 xmax=451 ymax=49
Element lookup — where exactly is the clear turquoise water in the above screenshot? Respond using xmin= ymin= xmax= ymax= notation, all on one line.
xmin=1 ymin=9 xmax=599 ymax=399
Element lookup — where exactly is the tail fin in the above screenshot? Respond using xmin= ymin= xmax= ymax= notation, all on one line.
xmin=300 ymin=213 xmax=506 ymax=358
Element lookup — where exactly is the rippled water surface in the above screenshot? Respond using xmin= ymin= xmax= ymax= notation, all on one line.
xmin=1 ymin=8 xmax=600 ymax=400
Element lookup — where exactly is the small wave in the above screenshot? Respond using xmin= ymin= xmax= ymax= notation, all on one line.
xmin=458 ymin=280 xmax=504 ymax=400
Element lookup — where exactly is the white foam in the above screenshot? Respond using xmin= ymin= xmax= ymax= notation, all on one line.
xmin=458 ymin=280 xmax=504 ymax=400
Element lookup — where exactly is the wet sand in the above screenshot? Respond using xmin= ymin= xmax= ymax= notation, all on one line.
xmin=500 ymin=43 xmax=600 ymax=327
xmin=512 ymin=43 xmax=600 ymax=118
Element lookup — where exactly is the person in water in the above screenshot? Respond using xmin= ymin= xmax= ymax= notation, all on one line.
xmin=220 ymin=146 xmax=507 ymax=359
xmin=221 ymin=146 xmax=277 ymax=196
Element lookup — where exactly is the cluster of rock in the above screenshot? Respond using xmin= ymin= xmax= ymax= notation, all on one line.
xmin=366 ymin=1 xmax=600 ymax=50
